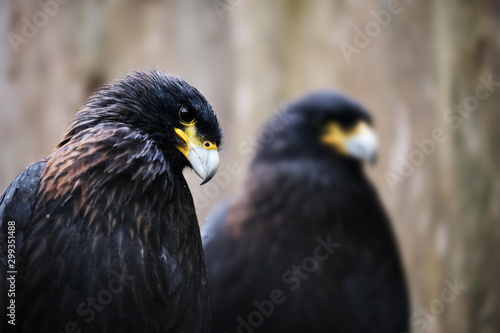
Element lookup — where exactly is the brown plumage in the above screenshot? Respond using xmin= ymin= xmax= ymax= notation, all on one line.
xmin=0 ymin=71 xmax=222 ymax=333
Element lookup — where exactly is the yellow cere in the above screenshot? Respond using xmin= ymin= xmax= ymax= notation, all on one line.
xmin=321 ymin=121 xmax=369 ymax=153
xmin=174 ymin=126 xmax=217 ymax=158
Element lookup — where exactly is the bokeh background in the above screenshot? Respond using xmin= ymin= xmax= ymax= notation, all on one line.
xmin=1 ymin=0 xmax=499 ymax=332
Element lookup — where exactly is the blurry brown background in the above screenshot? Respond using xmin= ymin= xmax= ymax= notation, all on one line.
xmin=1 ymin=0 xmax=499 ymax=332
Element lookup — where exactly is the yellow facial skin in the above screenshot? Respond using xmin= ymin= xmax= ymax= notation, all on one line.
xmin=321 ymin=121 xmax=367 ymax=153
xmin=174 ymin=124 xmax=219 ymax=185
xmin=174 ymin=125 xmax=217 ymax=158
xmin=321 ymin=120 xmax=378 ymax=162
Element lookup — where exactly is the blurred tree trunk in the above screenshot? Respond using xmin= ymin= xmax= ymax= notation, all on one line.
xmin=442 ymin=1 xmax=500 ymax=332
xmin=385 ymin=0 xmax=500 ymax=332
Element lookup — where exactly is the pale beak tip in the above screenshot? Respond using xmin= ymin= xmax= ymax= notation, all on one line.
xmin=188 ymin=147 xmax=219 ymax=185
xmin=200 ymin=177 xmax=211 ymax=186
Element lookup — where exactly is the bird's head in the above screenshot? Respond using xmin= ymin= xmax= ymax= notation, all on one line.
xmin=60 ymin=71 xmax=222 ymax=184
xmin=254 ymin=91 xmax=378 ymax=165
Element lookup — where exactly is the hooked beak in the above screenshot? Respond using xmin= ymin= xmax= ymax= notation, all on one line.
xmin=188 ymin=147 xmax=220 ymax=185
xmin=322 ymin=121 xmax=378 ymax=164
xmin=345 ymin=122 xmax=378 ymax=164
xmin=174 ymin=127 xmax=220 ymax=185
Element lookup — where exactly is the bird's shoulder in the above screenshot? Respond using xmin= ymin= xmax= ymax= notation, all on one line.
xmin=0 ymin=160 xmax=46 ymax=321
xmin=0 ymin=161 xmax=47 ymax=247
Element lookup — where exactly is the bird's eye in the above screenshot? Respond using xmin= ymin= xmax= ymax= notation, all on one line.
xmin=179 ymin=107 xmax=196 ymax=124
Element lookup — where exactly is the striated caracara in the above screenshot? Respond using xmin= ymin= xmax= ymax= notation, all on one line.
xmin=0 ymin=71 xmax=222 ymax=333
xmin=202 ymin=91 xmax=409 ymax=333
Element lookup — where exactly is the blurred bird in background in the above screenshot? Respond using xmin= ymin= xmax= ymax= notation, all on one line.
xmin=0 ymin=71 xmax=222 ymax=333
xmin=203 ymin=92 xmax=409 ymax=333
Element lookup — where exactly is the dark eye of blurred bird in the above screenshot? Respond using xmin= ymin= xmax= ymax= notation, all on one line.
xmin=202 ymin=91 xmax=409 ymax=333
xmin=0 ymin=70 xmax=222 ymax=333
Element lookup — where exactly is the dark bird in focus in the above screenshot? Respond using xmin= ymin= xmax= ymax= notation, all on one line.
xmin=202 ymin=92 xmax=409 ymax=333
xmin=0 ymin=71 xmax=222 ymax=333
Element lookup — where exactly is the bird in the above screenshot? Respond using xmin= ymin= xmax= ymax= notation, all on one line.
xmin=0 ymin=71 xmax=222 ymax=333
xmin=202 ymin=91 xmax=409 ymax=333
